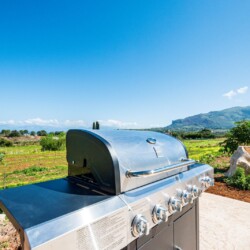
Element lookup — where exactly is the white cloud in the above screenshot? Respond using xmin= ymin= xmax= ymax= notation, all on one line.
xmin=98 ymin=119 xmax=138 ymax=128
xmin=223 ymin=86 xmax=248 ymax=99
xmin=237 ymin=86 xmax=248 ymax=94
xmin=24 ymin=118 xmax=59 ymax=126
xmin=63 ymin=120 xmax=86 ymax=127
xmin=0 ymin=118 xmax=138 ymax=129
xmin=0 ymin=118 xmax=86 ymax=128
xmin=223 ymin=90 xmax=237 ymax=99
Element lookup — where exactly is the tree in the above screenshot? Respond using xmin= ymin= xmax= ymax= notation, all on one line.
xmin=199 ymin=129 xmax=215 ymax=139
xmin=92 ymin=121 xmax=100 ymax=130
xmin=221 ymin=120 xmax=250 ymax=154
xmin=30 ymin=131 xmax=36 ymax=136
xmin=19 ymin=130 xmax=25 ymax=135
xmin=96 ymin=121 xmax=100 ymax=130
xmin=37 ymin=130 xmax=47 ymax=136
xmin=0 ymin=130 xmax=10 ymax=137
xmin=55 ymin=131 xmax=65 ymax=136
xmin=8 ymin=130 xmax=21 ymax=137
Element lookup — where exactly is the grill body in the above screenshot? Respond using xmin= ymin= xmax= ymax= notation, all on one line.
xmin=0 ymin=129 xmax=214 ymax=250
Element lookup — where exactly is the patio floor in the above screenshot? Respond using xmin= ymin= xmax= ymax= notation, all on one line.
xmin=200 ymin=192 xmax=250 ymax=250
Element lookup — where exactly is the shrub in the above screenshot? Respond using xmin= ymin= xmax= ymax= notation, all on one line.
xmin=245 ymin=175 xmax=250 ymax=190
xmin=0 ymin=138 xmax=13 ymax=147
xmin=13 ymin=166 xmax=48 ymax=176
xmin=199 ymin=154 xmax=215 ymax=164
xmin=40 ymin=135 xmax=65 ymax=151
xmin=225 ymin=167 xmax=250 ymax=190
xmin=0 ymin=152 xmax=5 ymax=164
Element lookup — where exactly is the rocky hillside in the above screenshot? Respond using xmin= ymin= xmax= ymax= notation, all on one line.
xmin=166 ymin=106 xmax=250 ymax=131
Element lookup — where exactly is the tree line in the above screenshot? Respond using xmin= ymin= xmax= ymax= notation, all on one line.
xmin=0 ymin=129 xmax=65 ymax=137
xmin=168 ymin=128 xmax=216 ymax=139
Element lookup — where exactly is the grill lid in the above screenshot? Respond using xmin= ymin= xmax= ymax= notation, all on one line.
xmin=66 ymin=129 xmax=193 ymax=194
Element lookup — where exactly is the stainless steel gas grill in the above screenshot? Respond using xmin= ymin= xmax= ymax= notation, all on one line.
xmin=0 ymin=129 xmax=214 ymax=250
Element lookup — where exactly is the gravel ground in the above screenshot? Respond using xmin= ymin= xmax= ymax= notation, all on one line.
xmin=0 ymin=214 xmax=21 ymax=250
xmin=200 ymin=193 xmax=250 ymax=250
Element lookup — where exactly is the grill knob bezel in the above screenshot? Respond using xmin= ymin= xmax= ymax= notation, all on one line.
xmin=152 ymin=204 xmax=168 ymax=224
xmin=201 ymin=176 xmax=214 ymax=189
xmin=177 ymin=189 xmax=193 ymax=204
xmin=168 ymin=197 xmax=182 ymax=213
xmin=131 ymin=214 xmax=149 ymax=237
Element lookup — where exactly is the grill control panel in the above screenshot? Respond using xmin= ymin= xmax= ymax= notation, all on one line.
xmin=129 ymin=173 xmax=214 ymax=238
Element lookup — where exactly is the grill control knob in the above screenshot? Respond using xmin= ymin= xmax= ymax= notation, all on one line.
xmin=177 ymin=189 xmax=193 ymax=204
xmin=201 ymin=176 xmax=213 ymax=189
xmin=169 ymin=197 xmax=182 ymax=213
xmin=131 ymin=214 xmax=150 ymax=237
xmin=192 ymin=185 xmax=200 ymax=198
xmin=187 ymin=185 xmax=200 ymax=199
xmin=152 ymin=204 xmax=168 ymax=224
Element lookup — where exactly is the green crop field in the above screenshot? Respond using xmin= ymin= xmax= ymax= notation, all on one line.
xmin=184 ymin=138 xmax=224 ymax=159
xmin=0 ymin=138 xmax=229 ymax=189
xmin=0 ymin=145 xmax=67 ymax=189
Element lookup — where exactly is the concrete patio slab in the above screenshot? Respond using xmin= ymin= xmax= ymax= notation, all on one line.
xmin=200 ymin=193 xmax=250 ymax=250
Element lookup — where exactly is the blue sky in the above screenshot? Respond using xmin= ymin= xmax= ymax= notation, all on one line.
xmin=0 ymin=0 xmax=250 ymax=129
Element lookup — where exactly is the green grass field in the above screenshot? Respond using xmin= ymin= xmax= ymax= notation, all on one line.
xmin=0 ymin=138 xmax=229 ymax=189
xmin=184 ymin=138 xmax=224 ymax=159
xmin=0 ymin=145 xmax=67 ymax=189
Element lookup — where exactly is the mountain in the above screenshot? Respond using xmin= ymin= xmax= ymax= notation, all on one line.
xmin=166 ymin=106 xmax=250 ymax=131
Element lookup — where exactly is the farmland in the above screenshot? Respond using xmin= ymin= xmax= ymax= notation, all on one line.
xmin=184 ymin=138 xmax=230 ymax=175
xmin=0 ymin=138 xmax=227 ymax=189
xmin=184 ymin=138 xmax=223 ymax=159
xmin=0 ymin=145 xmax=67 ymax=189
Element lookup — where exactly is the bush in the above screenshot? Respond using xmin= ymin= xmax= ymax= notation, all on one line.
xmin=199 ymin=154 xmax=215 ymax=164
xmin=0 ymin=152 xmax=5 ymax=164
xmin=0 ymin=138 xmax=13 ymax=147
xmin=245 ymin=175 xmax=250 ymax=190
xmin=13 ymin=166 xmax=48 ymax=176
xmin=225 ymin=167 xmax=250 ymax=190
xmin=40 ymin=135 xmax=65 ymax=151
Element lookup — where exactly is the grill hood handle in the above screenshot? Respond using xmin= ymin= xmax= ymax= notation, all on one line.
xmin=126 ymin=159 xmax=196 ymax=178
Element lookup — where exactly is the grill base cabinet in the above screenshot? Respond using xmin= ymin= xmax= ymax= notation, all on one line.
xmin=0 ymin=130 xmax=213 ymax=250
xmin=124 ymin=200 xmax=199 ymax=250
